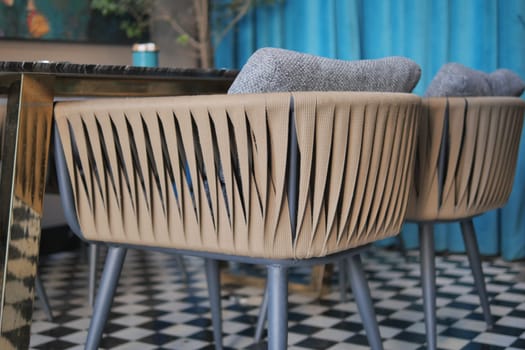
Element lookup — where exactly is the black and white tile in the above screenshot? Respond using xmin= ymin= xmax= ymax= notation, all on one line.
xmin=31 ymin=246 xmax=525 ymax=349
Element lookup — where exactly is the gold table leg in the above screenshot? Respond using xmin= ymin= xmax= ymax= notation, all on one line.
xmin=0 ymin=74 xmax=54 ymax=349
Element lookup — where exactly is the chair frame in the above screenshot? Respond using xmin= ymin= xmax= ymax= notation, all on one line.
xmin=407 ymin=97 xmax=525 ymax=350
xmin=53 ymin=92 xmax=420 ymax=350
xmin=415 ymin=218 xmax=492 ymax=350
xmin=56 ymin=124 xmax=382 ymax=349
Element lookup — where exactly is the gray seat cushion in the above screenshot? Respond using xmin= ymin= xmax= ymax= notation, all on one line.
xmin=424 ymin=63 xmax=525 ymax=97
xmin=488 ymin=69 xmax=525 ymax=97
xmin=228 ymin=47 xmax=421 ymax=94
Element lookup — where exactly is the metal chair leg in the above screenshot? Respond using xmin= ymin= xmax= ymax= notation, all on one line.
xmin=35 ymin=273 xmax=53 ymax=321
xmin=396 ymin=234 xmax=410 ymax=263
xmin=254 ymin=281 xmax=269 ymax=343
xmin=461 ymin=219 xmax=493 ymax=329
xmin=175 ymin=254 xmax=189 ymax=283
xmin=205 ymin=258 xmax=223 ymax=350
xmin=88 ymin=243 xmax=99 ymax=307
xmin=267 ymin=265 xmax=288 ymax=350
xmin=85 ymin=246 xmax=127 ymax=350
xmin=338 ymin=259 xmax=348 ymax=302
xmin=347 ymin=254 xmax=384 ymax=350
xmin=419 ymin=223 xmax=437 ymax=350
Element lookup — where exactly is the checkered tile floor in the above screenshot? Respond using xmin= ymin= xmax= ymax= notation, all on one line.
xmin=31 ymin=246 xmax=525 ymax=349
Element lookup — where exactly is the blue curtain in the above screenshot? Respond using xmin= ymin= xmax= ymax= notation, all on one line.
xmin=214 ymin=0 xmax=525 ymax=260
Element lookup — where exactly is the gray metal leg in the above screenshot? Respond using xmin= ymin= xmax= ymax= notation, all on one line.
xmin=254 ymin=281 xmax=269 ymax=343
xmin=35 ymin=273 xmax=53 ymax=321
xmin=175 ymin=254 xmax=189 ymax=282
xmin=267 ymin=265 xmax=288 ymax=350
xmin=461 ymin=219 xmax=493 ymax=329
xmin=397 ymin=234 xmax=410 ymax=263
xmin=85 ymin=246 xmax=127 ymax=350
xmin=347 ymin=255 xmax=384 ymax=350
xmin=204 ymin=259 xmax=223 ymax=350
xmin=338 ymin=259 xmax=348 ymax=302
xmin=88 ymin=244 xmax=98 ymax=307
xmin=419 ymin=223 xmax=437 ymax=350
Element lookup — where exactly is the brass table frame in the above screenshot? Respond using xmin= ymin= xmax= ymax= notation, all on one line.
xmin=0 ymin=69 xmax=235 ymax=349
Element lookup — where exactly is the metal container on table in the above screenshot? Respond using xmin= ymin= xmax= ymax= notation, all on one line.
xmin=132 ymin=42 xmax=159 ymax=67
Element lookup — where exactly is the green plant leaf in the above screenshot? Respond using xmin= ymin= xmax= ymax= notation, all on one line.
xmin=176 ymin=34 xmax=190 ymax=45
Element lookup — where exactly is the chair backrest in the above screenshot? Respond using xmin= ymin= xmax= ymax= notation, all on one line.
xmin=406 ymin=97 xmax=525 ymax=221
xmin=54 ymin=91 xmax=420 ymax=259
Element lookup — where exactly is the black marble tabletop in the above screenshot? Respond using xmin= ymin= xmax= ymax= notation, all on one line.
xmin=0 ymin=61 xmax=238 ymax=79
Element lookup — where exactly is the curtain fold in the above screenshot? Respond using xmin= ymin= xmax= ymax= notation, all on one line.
xmin=214 ymin=0 xmax=525 ymax=260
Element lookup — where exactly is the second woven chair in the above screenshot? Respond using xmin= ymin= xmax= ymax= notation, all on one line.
xmin=407 ymin=96 xmax=525 ymax=350
xmin=53 ymin=91 xmax=420 ymax=350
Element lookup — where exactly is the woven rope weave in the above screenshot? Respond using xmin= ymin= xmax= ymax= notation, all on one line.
xmin=54 ymin=92 xmax=420 ymax=259
xmin=406 ymin=97 xmax=525 ymax=221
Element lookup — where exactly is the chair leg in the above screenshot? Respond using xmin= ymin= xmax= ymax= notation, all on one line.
xmin=204 ymin=258 xmax=223 ymax=350
xmin=460 ymin=219 xmax=493 ymax=329
xmin=397 ymin=234 xmax=410 ymax=263
xmin=175 ymin=254 xmax=189 ymax=283
xmin=35 ymin=273 xmax=53 ymax=321
xmin=338 ymin=259 xmax=348 ymax=302
xmin=419 ymin=223 xmax=437 ymax=350
xmin=267 ymin=265 xmax=288 ymax=350
xmin=85 ymin=246 xmax=127 ymax=350
xmin=254 ymin=281 xmax=269 ymax=343
xmin=347 ymin=254 xmax=384 ymax=350
xmin=88 ymin=243 xmax=99 ymax=307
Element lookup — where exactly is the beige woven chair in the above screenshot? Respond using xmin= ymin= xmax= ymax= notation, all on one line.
xmin=406 ymin=96 xmax=525 ymax=350
xmin=53 ymin=91 xmax=420 ymax=350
